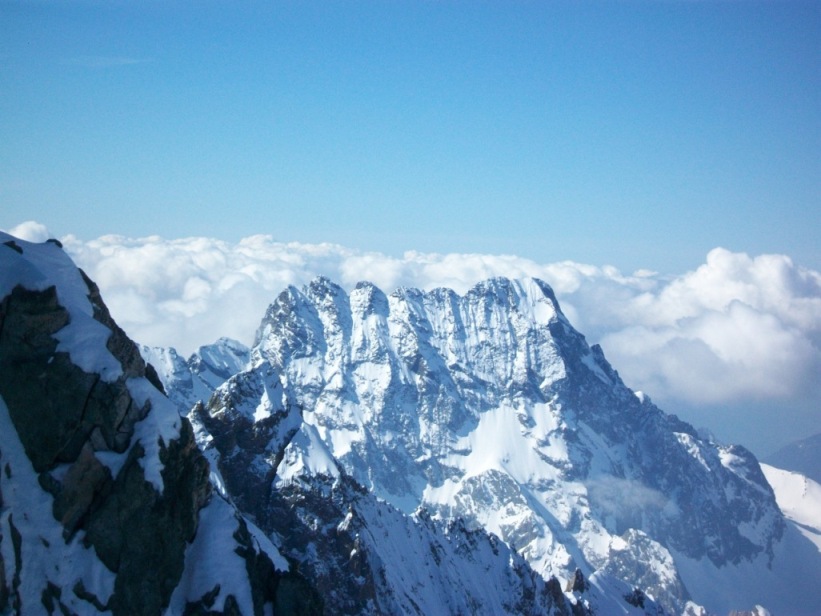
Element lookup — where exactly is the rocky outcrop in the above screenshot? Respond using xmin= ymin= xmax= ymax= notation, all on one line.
xmin=189 ymin=363 xmax=302 ymax=529
xmin=0 ymin=284 xmax=144 ymax=472
xmin=0 ymin=235 xmax=317 ymax=615
xmin=0 ymin=259 xmax=198 ymax=612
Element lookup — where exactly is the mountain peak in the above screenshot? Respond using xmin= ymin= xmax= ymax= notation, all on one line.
xmin=466 ymin=276 xmax=565 ymax=325
xmin=351 ymin=280 xmax=390 ymax=317
xmin=249 ymin=276 xmax=783 ymax=555
xmin=146 ymin=271 xmax=821 ymax=614
xmin=9 ymin=237 xmax=818 ymax=615
xmin=305 ymin=274 xmax=345 ymax=299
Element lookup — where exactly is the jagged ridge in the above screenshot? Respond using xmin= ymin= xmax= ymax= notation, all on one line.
xmin=147 ymin=274 xmax=821 ymax=614
xmin=199 ymin=276 xmax=806 ymax=614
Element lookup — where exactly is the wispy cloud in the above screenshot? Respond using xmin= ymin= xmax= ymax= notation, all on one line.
xmin=5 ymin=221 xmax=51 ymax=243
xmin=62 ymin=55 xmax=150 ymax=69
xmin=587 ymin=476 xmax=672 ymax=519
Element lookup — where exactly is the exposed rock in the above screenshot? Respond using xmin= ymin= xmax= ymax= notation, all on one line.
xmin=191 ymin=364 xmax=301 ymax=528
xmin=0 ymin=479 xmax=7 ymax=611
xmin=40 ymin=580 xmax=68 ymax=614
xmin=8 ymin=514 xmax=22 ymax=612
xmin=566 ymin=568 xmax=589 ymax=593
xmin=0 ymin=277 xmax=209 ymax=612
xmin=52 ymin=442 xmax=112 ymax=536
xmin=2 ymin=240 xmax=22 ymax=255
xmin=79 ymin=270 xmax=152 ymax=383
xmin=82 ymin=422 xmax=211 ymax=614
xmin=0 ymin=285 xmax=150 ymax=471
xmin=232 ymin=515 xmax=323 ymax=616
xmin=0 ymin=537 xmax=6 ymax=613
xmin=624 ymin=588 xmax=646 ymax=608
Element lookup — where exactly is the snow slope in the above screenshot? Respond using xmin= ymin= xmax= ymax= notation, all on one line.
xmin=761 ymin=463 xmax=821 ymax=553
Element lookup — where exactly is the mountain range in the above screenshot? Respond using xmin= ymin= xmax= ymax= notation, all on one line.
xmin=2 ymin=232 xmax=819 ymax=615
xmin=765 ymin=432 xmax=821 ymax=485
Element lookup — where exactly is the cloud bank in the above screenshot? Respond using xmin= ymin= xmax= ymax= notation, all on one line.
xmin=6 ymin=221 xmax=820 ymax=455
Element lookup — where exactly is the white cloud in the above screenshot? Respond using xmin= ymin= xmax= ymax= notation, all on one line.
xmin=587 ymin=476 xmax=672 ymax=519
xmin=6 ymin=221 xmax=52 ymax=243
xmin=596 ymin=251 xmax=821 ymax=414
xmin=4 ymin=222 xmax=818 ymax=454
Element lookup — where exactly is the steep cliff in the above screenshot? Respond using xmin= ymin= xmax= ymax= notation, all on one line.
xmin=0 ymin=233 xmax=318 ymax=615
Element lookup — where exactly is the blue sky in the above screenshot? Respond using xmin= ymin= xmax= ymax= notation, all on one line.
xmin=1 ymin=0 xmax=819 ymax=274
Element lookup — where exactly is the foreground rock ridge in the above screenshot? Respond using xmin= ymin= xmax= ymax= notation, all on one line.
xmin=0 ymin=234 xmax=320 ymax=615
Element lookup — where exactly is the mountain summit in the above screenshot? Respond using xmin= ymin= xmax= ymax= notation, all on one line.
xmin=177 ymin=275 xmax=821 ymax=614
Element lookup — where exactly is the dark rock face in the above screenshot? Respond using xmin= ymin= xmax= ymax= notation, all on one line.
xmin=0 ymin=494 xmax=7 ymax=609
xmin=79 ymin=269 xmax=159 ymax=387
xmin=765 ymin=431 xmax=821 ymax=485
xmin=192 ymin=366 xmax=301 ymax=526
xmin=232 ymin=515 xmax=324 ymax=616
xmin=0 ymin=281 xmax=196 ymax=612
xmin=83 ymin=423 xmax=210 ymax=614
xmin=0 ymin=284 xmax=149 ymax=472
xmin=0 ymin=282 xmax=199 ymax=613
xmin=566 ymin=569 xmax=588 ymax=593
xmin=623 ymin=588 xmax=646 ymax=609
xmin=51 ymin=442 xmax=111 ymax=535
xmin=252 ymin=476 xmax=382 ymax=615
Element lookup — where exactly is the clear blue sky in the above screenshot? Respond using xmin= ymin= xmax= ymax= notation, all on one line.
xmin=2 ymin=0 xmax=819 ymax=274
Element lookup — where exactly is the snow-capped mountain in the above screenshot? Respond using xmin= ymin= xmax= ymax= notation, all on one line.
xmin=0 ymin=233 xmax=319 ymax=614
xmin=180 ymin=276 xmax=821 ymax=615
xmin=141 ymin=337 xmax=250 ymax=415
xmin=0 ymin=232 xmax=650 ymax=615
